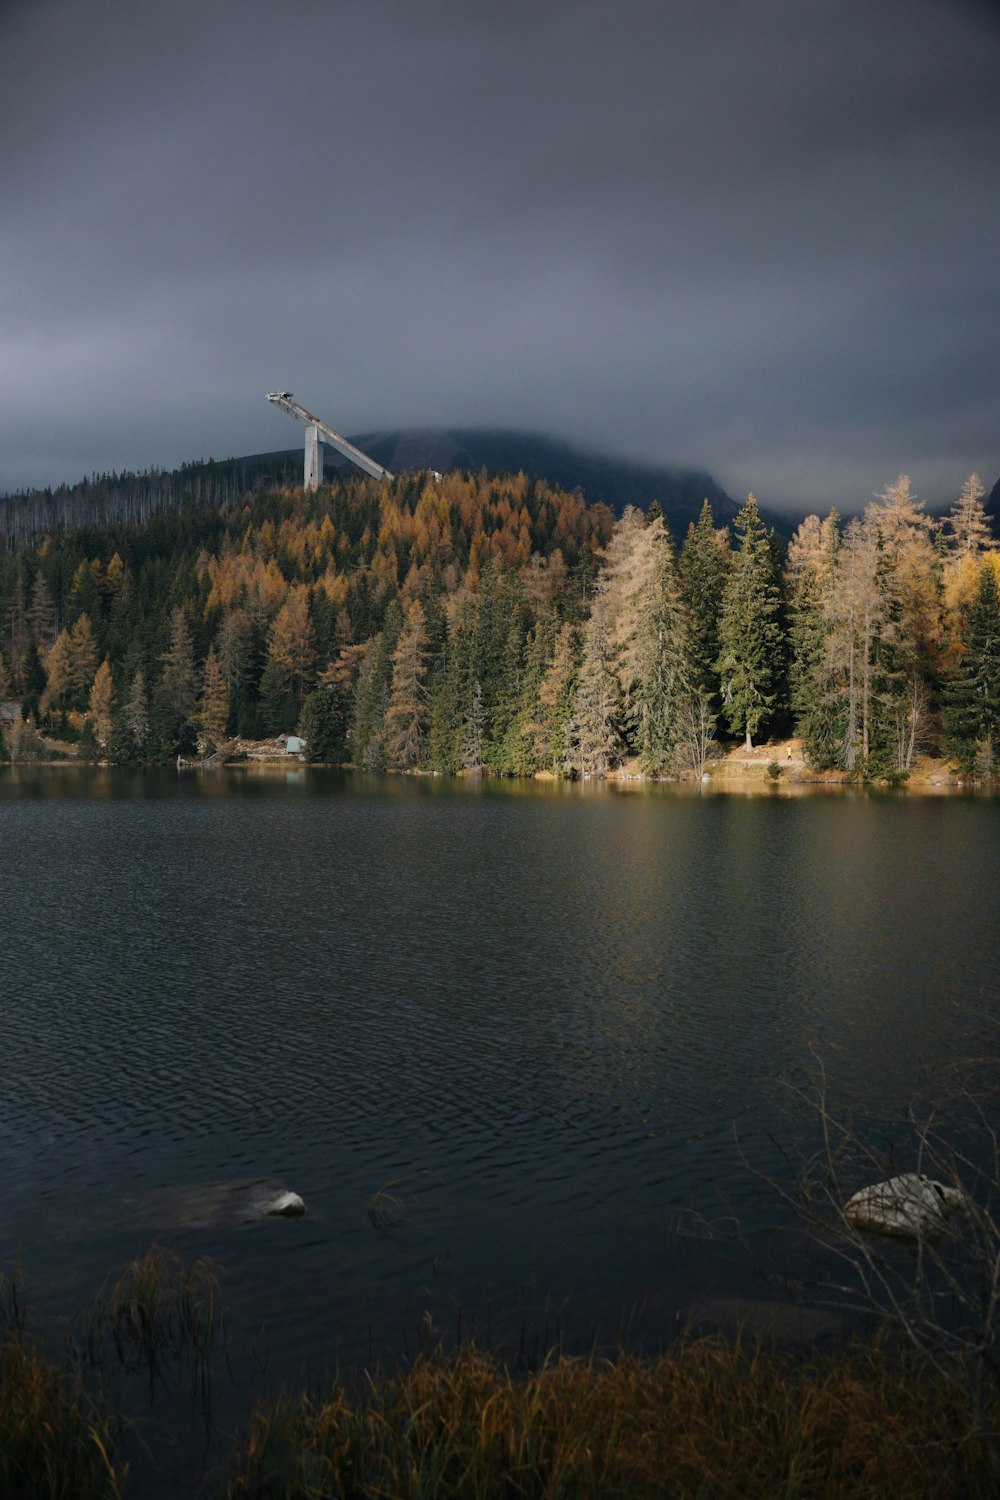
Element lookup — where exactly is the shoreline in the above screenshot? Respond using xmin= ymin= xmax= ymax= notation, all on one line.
xmin=1 ymin=741 xmax=992 ymax=796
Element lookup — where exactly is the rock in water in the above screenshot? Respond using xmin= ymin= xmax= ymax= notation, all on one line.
xmin=110 ymin=1178 xmax=308 ymax=1231
xmin=264 ymin=1190 xmax=306 ymax=1217
xmin=844 ymin=1173 xmax=961 ymax=1238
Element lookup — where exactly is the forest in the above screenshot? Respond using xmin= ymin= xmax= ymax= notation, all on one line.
xmin=0 ymin=466 xmax=997 ymax=780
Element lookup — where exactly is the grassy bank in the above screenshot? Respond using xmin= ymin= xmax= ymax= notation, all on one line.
xmin=3 ymin=1312 xmax=997 ymax=1498
xmin=221 ymin=1340 xmax=997 ymax=1500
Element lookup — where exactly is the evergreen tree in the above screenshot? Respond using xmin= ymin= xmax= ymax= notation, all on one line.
xmin=484 ymin=606 xmax=525 ymax=773
xmin=943 ymin=564 xmax=1000 ymax=774
xmin=152 ymin=609 xmax=198 ymax=757
xmin=460 ymin=679 xmax=486 ymax=772
xmin=350 ymin=605 xmax=401 ymax=770
xmin=786 ymin=512 xmax=841 ymax=766
xmin=679 ymin=500 xmax=729 ymax=704
xmin=634 ymin=527 xmax=695 ymax=774
xmin=124 ymin=668 xmax=149 ymax=755
xmin=160 ymin=607 xmax=197 ymax=729
xmin=536 ymin=622 xmax=581 ymax=775
xmin=427 ymin=642 xmax=461 ymax=774
xmin=298 ymin=683 xmax=349 ymax=763
xmin=20 ymin=641 xmax=45 ymax=722
xmin=27 ymin=572 xmax=56 ymax=649
xmin=109 ymin=669 xmax=148 ymax=766
xmin=258 ymin=656 xmax=297 ymax=735
xmin=574 ymin=597 xmax=621 ymax=775
xmin=500 ymin=614 xmax=555 ymax=775
xmin=105 ymin=565 xmax=137 ymax=666
xmin=299 ymin=644 xmax=364 ymax=764
xmin=715 ymin=494 xmax=785 ymax=749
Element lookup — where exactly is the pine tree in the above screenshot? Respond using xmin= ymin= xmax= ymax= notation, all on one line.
xmin=155 ymin=607 xmax=198 ymax=754
xmin=427 ymin=644 xmax=461 ymax=774
xmin=350 ymin=607 xmax=401 ymax=770
xmin=574 ymin=596 xmax=621 ymax=775
xmin=786 ymin=511 xmax=841 ymax=766
xmin=680 ymin=500 xmax=729 ymax=703
xmin=943 ymin=564 xmax=1000 ymax=774
xmin=485 ymin=607 xmax=526 ymax=773
xmin=27 ymin=572 xmax=56 ymax=649
xmin=216 ymin=609 xmax=253 ymax=693
xmin=3 ymin=568 xmax=28 ymax=690
xmin=634 ymin=527 xmax=694 ymax=774
xmin=124 ymin=669 xmax=149 ymax=753
xmin=500 ymin=614 xmax=555 ymax=775
xmin=299 ymin=644 xmax=364 ymax=764
xmin=426 ymin=592 xmax=478 ymax=774
xmin=298 ymin=683 xmax=349 ymax=763
xmin=715 ymin=494 xmax=784 ymax=749
xmin=258 ymin=656 xmax=297 ymax=735
xmin=460 ymin=680 xmax=486 ymax=772
xmin=536 ymin=622 xmax=581 ymax=775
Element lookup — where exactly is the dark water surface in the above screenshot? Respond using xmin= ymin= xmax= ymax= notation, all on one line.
xmin=2 ymin=767 xmax=998 ymax=1484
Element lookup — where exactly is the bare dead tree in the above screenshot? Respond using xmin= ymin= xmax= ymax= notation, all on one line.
xmin=745 ymin=1042 xmax=1000 ymax=1478
xmin=674 ymin=689 xmax=717 ymax=780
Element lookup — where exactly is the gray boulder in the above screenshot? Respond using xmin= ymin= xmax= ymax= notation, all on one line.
xmin=844 ymin=1173 xmax=962 ymax=1238
xmin=263 ymin=1190 xmax=306 ymax=1217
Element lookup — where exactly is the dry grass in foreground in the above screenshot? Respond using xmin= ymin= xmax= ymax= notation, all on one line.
xmin=0 ymin=1332 xmax=124 ymax=1500
xmin=224 ymin=1339 xmax=998 ymax=1500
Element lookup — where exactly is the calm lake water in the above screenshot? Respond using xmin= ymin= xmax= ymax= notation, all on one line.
xmin=2 ymin=766 xmax=998 ymax=1484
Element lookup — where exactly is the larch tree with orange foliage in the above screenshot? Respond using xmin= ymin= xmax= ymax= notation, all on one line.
xmin=385 ymin=600 xmax=429 ymax=769
xmin=267 ymin=585 xmax=317 ymax=704
xmin=67 ymin=613 xmax=99 ymax=701
xmin=198 ymin=647 xmax=230 ymax=743
xmin=87 ymin=658 xmax=114 ymax=745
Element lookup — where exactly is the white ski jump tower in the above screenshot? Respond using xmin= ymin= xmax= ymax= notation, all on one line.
xmin=266 ymin=392 xmax=393 ymax=492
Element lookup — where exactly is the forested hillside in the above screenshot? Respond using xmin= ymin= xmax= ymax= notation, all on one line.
xmin=0 ymin=466 xmax=997 ymax=779
xmin=0 ymin=428 xmax=748 ymax=551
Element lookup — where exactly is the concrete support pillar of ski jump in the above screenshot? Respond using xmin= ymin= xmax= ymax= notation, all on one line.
xmin=304 ymin=424 xmax=323 ymax=492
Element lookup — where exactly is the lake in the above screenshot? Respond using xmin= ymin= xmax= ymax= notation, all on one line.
xmin=1 ymin=766 xmax=998 ymax=1485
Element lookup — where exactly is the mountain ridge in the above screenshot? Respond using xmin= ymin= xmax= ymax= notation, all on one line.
xmin=0 ymin=426 xmax=788 ymax=550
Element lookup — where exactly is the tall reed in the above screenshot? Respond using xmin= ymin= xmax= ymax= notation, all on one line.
xmin=0 ymin=1330 xmax=125 ymax=1500
xmin=223 ymin=1338 xmax=999 ymax=1499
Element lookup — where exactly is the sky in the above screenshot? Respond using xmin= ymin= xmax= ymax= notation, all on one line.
xmin=2 ymin=0 xmax=998 ymax=515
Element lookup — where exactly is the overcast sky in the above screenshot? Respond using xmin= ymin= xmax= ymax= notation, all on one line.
xmin=1 ymin=0 xmax=997 ymax=513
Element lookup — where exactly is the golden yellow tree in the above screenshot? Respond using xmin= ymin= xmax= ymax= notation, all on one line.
xmin=41 ymin=628 xmax=72 ymax=712
xmin=197 ymin=646 xmax=230 ymax=743
xmin=67 ymin=614 xmax=99 ymax=699
xmin=385 ymin=600 xmax=429 ymax=768
xmin=88 ymin=658 xmax=114 ymax=745
xmin=267 ymin=585 xmax=316 ymax=703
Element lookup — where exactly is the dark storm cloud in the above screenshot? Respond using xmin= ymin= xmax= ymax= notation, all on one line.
xmin=1 ymin=0 xmax=998 ymax=513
